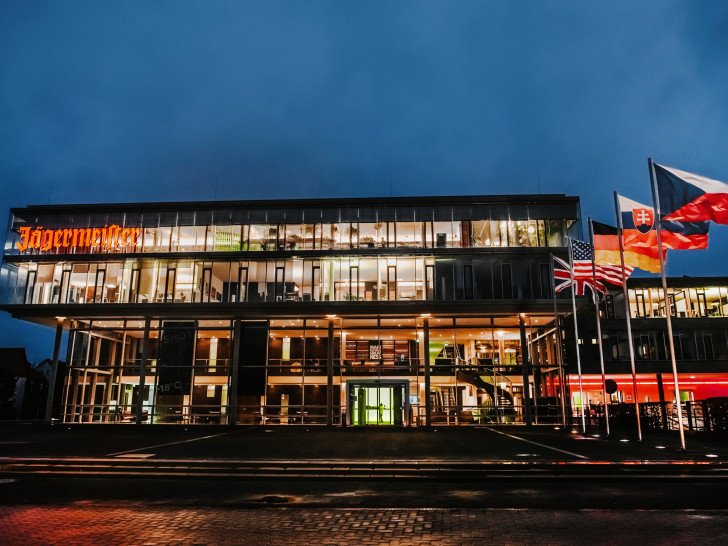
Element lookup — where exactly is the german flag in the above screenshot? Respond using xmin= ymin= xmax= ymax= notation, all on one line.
xmin=592 ymin=221 xmax=635 ymax=283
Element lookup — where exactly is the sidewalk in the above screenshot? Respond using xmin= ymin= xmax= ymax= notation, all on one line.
xmin=4 ymin=506 xmax=728 ymax=546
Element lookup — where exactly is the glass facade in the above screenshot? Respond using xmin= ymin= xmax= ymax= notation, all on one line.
xmin=570 ymin=278 xmax=728 ymax=413
xmin=628 ymin=284 xmax=728 ymax=319
xmin=0 ymin=194 xmax=580 ymax=426
xmin=3 ymin=198 xmax=577 ymax=257
xmin=1 ymin=255 xmax=560 ymax=306
xmin=59 ymin=315 xmax=563 ymax=425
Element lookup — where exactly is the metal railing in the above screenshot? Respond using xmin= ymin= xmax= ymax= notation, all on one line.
xmin=61 ymin=403 xmax=230 ymax=424
xmin=580 ymin=400 xmax=728 ymax=432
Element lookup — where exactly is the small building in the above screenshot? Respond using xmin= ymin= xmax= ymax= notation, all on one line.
xmin=571 ymin=276 xmax=728 ymax=407
xmin=0 ymin=348 xmax=48 ymax=420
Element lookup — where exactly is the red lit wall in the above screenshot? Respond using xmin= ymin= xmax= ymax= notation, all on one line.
xmin=567 ymin=373 xmax=728 ymax=403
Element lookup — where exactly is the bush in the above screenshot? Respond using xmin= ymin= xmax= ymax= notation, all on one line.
xmin=705 ymin=397 xmax=728 ymax=431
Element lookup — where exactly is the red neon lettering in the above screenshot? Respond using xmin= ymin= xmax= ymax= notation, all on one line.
xmin=29 ymin=228 xmax=42 ymax=249
xmin=53 ymin=230 xmax=63 ymax=248
xmin=40 ymin=230 xmax=53 ymax=251
xmin=17 ymin=226 xmax=141 ymax=253
xmin=75 ymin=229 xmax=92 ymax=247
xmin=16 ymin=227 xmax=31 ymax=252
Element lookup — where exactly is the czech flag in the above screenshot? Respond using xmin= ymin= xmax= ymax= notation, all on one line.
xmin=655 ymin=163 xmax=728 ymax=224
xmin=616 ymin=194 xmax=709 ymax=273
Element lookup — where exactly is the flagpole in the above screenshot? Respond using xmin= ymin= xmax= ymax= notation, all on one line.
xmin=550 ymin=253 xmax=568 ymax=427
xmin=614 ymin=191 xmax=643 ymax=442
xmin=588 ymin=218 xmax=610 ymax=437
xmin=649 ymin=157 xmax=686 ymax=451
xmin=568 ymin=237 xmax=587 ymax=433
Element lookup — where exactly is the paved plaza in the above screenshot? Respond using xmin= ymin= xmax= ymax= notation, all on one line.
xmin=3 ymin=425 xmax=728 ymax=544
xmin=3 ymin=505 xmax=728 ymax=545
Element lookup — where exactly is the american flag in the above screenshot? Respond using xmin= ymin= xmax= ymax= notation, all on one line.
xmin=593 ymin=260 xmax=634 ymax=285
xmin=553 ymin=239 xmax=607 ymax=300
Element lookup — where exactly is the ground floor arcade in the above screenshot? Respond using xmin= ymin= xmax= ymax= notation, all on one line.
xmin=57 ymin=313 xmax=568 ymax=426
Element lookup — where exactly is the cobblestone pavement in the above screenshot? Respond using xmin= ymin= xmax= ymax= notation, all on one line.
xmin=2 ymin=505 xmax=728 ymax=545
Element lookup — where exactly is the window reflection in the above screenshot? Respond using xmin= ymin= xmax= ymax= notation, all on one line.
xmin=7 ymin=253 xmax=570 ymax=305
xmin=7 ymin=218 xmax=575 ymax=257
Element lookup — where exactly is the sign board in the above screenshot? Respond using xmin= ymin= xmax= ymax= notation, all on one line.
xmin=16 ymin=225 xmax=140 ymax=253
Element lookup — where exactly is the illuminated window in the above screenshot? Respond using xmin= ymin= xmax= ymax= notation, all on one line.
xmin=209 ymin=337 xmax=218 ymax=372
xmin=282 ymin=337 xmax=291 ymax=361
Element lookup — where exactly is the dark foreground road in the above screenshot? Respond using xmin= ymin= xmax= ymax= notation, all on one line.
xmin=2 ymin=425 xmax=728 ymax=544
xmin=3 ymin=505 xmax=728 ymax=545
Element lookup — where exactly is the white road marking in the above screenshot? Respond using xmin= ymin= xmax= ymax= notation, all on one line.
xmin=107 ymin=432 xmax=232 ymax=456
xmin=483 ymin=427 xmax=589 ymax=460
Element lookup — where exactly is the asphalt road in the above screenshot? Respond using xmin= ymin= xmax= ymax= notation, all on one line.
xmin=3 ymin=425 xmax=728 ymax=544
xmin=1 ymin=424 xmax=728 ymax=510
xmin=2 ymin=423 xmax=727 ymax=462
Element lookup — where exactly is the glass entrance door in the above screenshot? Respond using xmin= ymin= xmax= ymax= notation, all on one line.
xmin=349 ymin=382 xmax=405 ymax=426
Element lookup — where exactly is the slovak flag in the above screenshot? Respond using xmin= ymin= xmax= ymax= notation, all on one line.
xmin=616 ymin=194 xmax=709 ymax=273
xmin=632 ymin=208 xmax=654 ymax=234
xmin=655 ymin=163 xmax=728 ymax=224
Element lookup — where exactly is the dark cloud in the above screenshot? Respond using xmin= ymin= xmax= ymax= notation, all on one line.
xmin=1 ymin=1 xmax=728 ymax=359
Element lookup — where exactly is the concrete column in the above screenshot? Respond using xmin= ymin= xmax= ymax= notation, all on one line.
xmin=519 ymin=314 xmax=533 ymax=427
xmin=229 ymin=319 xmax=242 ymax=425
xmin=326 ymin=318 xmax=334 ymax=426
xmin=423 ymin=317 xmax=431 ymax=427
xmin=44 ymin=317 xmax=65 ymax=422
xmin=136 ymin=318 xmax=151 ymax=425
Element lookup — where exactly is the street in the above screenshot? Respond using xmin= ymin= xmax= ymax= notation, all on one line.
xmin=3 ymin=425 xmax=728 ymax=544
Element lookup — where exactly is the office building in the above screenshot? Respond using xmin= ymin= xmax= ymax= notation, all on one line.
xmin=0 ymin=194 xmax=580 ymax=425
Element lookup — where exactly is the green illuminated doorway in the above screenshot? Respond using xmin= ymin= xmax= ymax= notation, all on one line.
xmin=348 ymin=381 xmax=406 ymax=426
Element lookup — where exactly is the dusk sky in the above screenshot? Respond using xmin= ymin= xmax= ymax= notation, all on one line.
xmin=2 ymin=1 xmax=728 ymax=361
